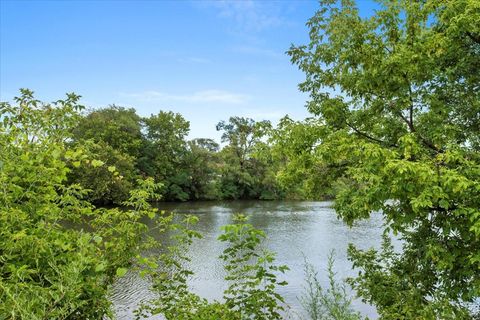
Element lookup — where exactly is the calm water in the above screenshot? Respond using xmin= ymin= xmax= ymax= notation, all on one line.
xmin=110 ymin=200 xmax=387 ymax=319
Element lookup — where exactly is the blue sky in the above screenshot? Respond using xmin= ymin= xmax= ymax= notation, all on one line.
xmin=0 ymin=0 xmax=376 ymax=140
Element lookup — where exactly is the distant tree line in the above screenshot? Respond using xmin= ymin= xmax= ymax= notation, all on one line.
xmin=67 ymin=106 xmax=331 ymax=204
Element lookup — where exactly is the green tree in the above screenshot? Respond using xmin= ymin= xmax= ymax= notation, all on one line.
xmin=144 ymin=111 xmax=191 ymax=201
xmin=185 ymin=138 xmax=221 ymax=200
xmin=66 ymin=140 xmax=138 ymax=204
xmin=289 ymin=0 xmax=479 ymax=318
xmin=250 ymin=133 xmax=286 ymax=200
xmin=69 ymin=106 xmax=144 ymax=203
xmin=0 ymin=90 xmax=165 ymax=319
xmin=269 ymin=116 xmax=330 ymax=200
xmin=216 ymin=117 xmax=276 ymax=199
xmin=73 ymin=105 xmax=144 ymax=158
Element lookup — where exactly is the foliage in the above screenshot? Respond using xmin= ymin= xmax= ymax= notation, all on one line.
xmin=140 ymin=214 xmax=289 ymax=320
xmin=219 ymin=214 xmax=289 ymax=319
xmin=185 ymin=138 xmax=221 ymax=200
xmin=347 ymin=235 xmax=474 ymax=320
xmin=0 ymin=90 xmax=164 ymax=319
xmin=135 ymin=215 xmax=217 ymax=320
xmin=143 ymin=111 xmax=192 ymax=201
xmin=69 ymin=105 xmax=146 ymax=204
xmin=216 ymin=117 xmax=283 ymax=200
xmin=289 ymin=0 xmax=480 ymax=318
xmin=61 ymin=103 xmax=304 ymax=201
xmin=72 ymin=105 xmax=144 ymax=158
xmin=269 ymin=116 xmax=330 ymax=199
xmin=301 ymin=252 xmax=363 ymax=320
xmin=66 ymin=141 xmax=138 ymax=204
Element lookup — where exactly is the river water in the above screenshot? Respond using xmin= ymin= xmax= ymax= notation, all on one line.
xmin=110 ymin=200 xmax=387 ymax=319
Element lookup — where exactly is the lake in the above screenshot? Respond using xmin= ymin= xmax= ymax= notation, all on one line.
xmin=110 ymin=200 xmax=387 ymax=319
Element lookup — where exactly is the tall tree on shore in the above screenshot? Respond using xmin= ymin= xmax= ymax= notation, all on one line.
xmin=144 ymin=111 xmax=191 ymax=201
xmin=289 ymin=0 xmax=479 ymax=318
xmin=216 ymin=117 xmax=275 ymax=199
xmin=185 ymin=138 xmax=221 ymax=200
xmin=73 ymin=105 xmax=144 ymax=158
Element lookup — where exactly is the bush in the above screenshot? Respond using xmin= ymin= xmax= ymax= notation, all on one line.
xmin=301 ymin=251 xmax=363 ymax=320
xmin=0 ymin=90 xmax=165 ymax=319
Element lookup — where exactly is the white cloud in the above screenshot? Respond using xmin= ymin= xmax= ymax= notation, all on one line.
xmin=199 ymin=0 xmax=288 ymax=32
xmin=120 ymin=89 xmax=249 ymax=104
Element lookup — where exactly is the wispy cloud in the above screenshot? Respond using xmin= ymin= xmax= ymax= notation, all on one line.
xmin=199 ymin=1 xmax=289 ymax=32
xmin=120 ymin=89 xmax=249 ymax=104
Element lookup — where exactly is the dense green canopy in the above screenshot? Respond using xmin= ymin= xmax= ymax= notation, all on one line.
xmin=288 ymin=0 xmax=479 ymax=318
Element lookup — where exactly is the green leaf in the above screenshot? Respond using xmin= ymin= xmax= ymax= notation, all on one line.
xmin=95 ymin=263 xmax=106 ymax=272
xmin=93 ymin=235 xmax=102 ymax=244
xmin=116 ymin=267 xmax=128 ymax=277
xmin=91 ymin=159 xmax=104 ymax=168
xmin=439 ymin=199 xmax=450 ymax=209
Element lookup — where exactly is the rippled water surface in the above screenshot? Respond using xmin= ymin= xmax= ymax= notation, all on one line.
xmin=110 ymin=200 xmax=387 ymax=319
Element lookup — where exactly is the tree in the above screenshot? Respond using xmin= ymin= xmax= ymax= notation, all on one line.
xmin=143 ymin=111 xmax=191 ymax=201
xmin=269 ymin=116 xmax=330 ymax=200
xmin=185 ymin=138 xmax=221 ymax=200
xmin=66 ymin=141 xmax=137 ymax=204
xmin=0 ymin=90 xmax=164 ymax=319
xmin=289 ymin=0 xmax=479 ymax=318
xmin=70 ymin=106 xmax=144 ymax=203
xmin=216 ymin=117 xmax=276 ymax=199
xmin=216 ymin=117 xmax=270 ymax=171
xmin=72 ymin=105 xmax=144 ymax=158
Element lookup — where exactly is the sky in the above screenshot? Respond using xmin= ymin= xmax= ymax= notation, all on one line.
xmin=0 ymin=0 xmax=376 ymax=141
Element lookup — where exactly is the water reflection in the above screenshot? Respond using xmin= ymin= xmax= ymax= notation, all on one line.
xmin=110 ymin=201 xmax=385 ymax=319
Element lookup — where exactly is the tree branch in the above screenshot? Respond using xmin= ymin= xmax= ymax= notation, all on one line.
xmin=401 ymin=73 xmax=416 ymax=133
xmin=345 ymin=121 xmax=397 ymax=147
